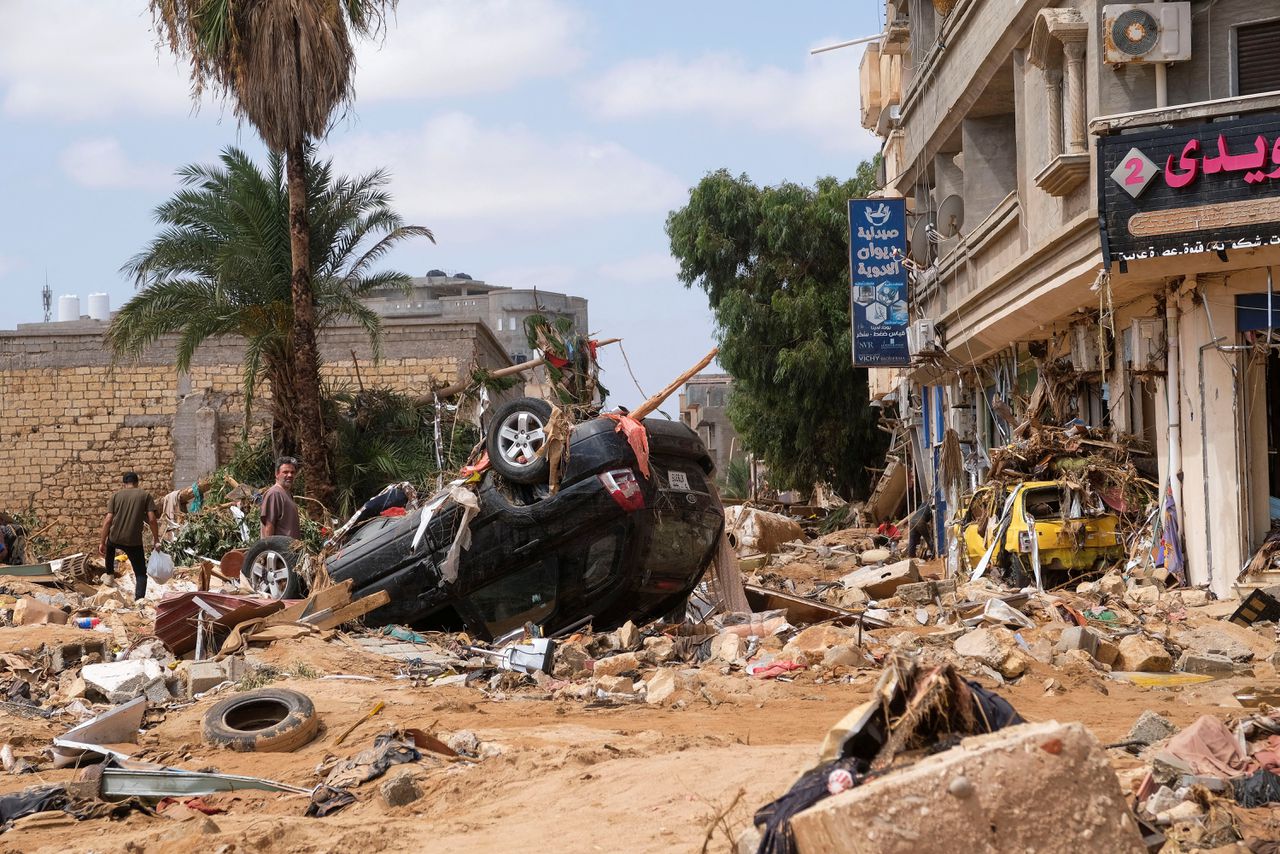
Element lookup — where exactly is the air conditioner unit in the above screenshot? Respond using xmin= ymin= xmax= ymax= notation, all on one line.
xmin=1070 ymin=324 xmax=1102 ymax=372
xmin=908 ymin=319 xmax=939 ymax=356
xmin=1102 ymin=3 xmax=1191 ymax=64
xmin=1126 ymin=316 xmax=1167 ymax=373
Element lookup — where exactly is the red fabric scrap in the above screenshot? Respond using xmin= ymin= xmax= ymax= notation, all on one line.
xmin=1254 ymin=735 xmax=1280 ymax=773
xmin=157 ymin=797 xmax=225 ymax=815
xmin=460 ymin=453 xmax=491 ymax=478
xmin=750 ymin=660 xmax=804 ymax=680
xmin=545 ymin=352 xmax=571 ymax=369
xmin=602 ymin=413 xmax=650 ymax=478
xmin=1167 ymin=715 xmax=1250 ymax=778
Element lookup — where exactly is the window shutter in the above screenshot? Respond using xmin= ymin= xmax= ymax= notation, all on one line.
xmin=1237 ymin=19 xmax=1280 ymax=96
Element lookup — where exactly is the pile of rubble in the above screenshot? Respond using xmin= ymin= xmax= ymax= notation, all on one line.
xmin=0 ymin=491 xmax=1277 ymax=849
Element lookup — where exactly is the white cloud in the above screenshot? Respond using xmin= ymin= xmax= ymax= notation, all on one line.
xmin=355 ymin=0 xmax=584 ymax=101
xmin=59 ymin=138 xmax=173 ymax=190
xmin=580 ymin=50 xmax=879 ymax=154
xmin=329 ymin=112 xmax=687 ymax=231
xmin=0 ymin=2 xmax=193 ymax=120
xmin=596 ymin=252 xmax=678 ymax=285
xmin=0 ymin=0 xmax=584 ymax=121
xmin=484 ymin=263 xmax=581 ymax=292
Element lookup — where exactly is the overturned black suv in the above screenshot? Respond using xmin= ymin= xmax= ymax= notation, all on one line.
xmin=243 ymin=398 xmax=725 ymax=640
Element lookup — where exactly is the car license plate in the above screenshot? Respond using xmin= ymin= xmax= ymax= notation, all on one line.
xmin=667 ymin=470 xmax=690 ymax=491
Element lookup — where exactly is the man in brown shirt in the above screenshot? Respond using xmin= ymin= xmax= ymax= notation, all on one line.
xmin=99 ymin=472 xmax=160 ymax=601
xmin=261 ymin=457 xmax=301 ymax=540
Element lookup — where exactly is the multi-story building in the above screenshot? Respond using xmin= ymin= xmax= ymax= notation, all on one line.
xmin=679 ymin=374 xmax=744 ymax=475
xmin=363 ymin=271 xmax=589 ymax=363
xmin=363 ymin=271 xmax=589 ymax=400
xmin=858 ymin=1 xmax=1280 ymax=597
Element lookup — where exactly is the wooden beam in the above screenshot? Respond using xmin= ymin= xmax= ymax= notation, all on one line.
xmin=630 ymin=347 xmax=718 ymax=420
xmin=305 ymin=590 xmax=391 ymax=631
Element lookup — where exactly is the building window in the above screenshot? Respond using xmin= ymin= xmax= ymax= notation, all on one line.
xmin=1236 ymin=19 xmax=1280 ymax=96
xmin=708 ymin=386 xmax=726 ymax=407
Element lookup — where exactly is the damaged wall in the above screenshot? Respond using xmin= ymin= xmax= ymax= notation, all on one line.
xmin=0 ymin=317 xmax=510 ymax=555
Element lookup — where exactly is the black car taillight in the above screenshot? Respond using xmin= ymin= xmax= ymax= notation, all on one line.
xmin=599 ymin=468 xmax=644 ymax=512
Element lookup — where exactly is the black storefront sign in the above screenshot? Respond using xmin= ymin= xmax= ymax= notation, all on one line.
xmin=1098 ymin=113 xmax=1280 ymax=267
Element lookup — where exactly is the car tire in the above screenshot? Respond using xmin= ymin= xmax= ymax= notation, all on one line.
xmin=243 ymin=536 xmax=304 ymax=600
xmin=202 ymin=688 xmax=319 ymax=752
xmin=486 ymin=396 xmax=554 ymax=485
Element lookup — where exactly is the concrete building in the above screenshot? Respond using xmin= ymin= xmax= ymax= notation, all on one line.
xmin=679 ymin=374 xmax=744 ymax=475
xmin=858 ymin=0 xmax=1280 ymax=598
xmin=362 ymin=270 xmax=589 ymax=362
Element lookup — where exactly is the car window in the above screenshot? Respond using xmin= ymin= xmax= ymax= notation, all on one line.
xmin=467 ymin=558 xmax=557 ymax=637
xmin=579 ymin=526 xmax=624 ymax=591
xmin=1023 ymin=487 xmax=1063 ymax=518
xmin=643 ymin=517 xmax=717 ymax=581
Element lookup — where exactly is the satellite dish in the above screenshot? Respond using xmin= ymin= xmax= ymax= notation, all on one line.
xmin=937 ymin=194 xmax=965 ymax=238
xmin=909 ymin=217 xmax=934 ymax=265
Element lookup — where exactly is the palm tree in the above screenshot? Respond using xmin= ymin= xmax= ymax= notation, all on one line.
xmin=149 ymin=0 xmax=400 ymax=505
xmin=109 ymin=146 xmax=432 ymax=460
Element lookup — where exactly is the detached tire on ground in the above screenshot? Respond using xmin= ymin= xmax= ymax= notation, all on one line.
xmin=203 ymin=688 xmax=319 ymax=752
xmin=242 ymin=535 xmax=304 ymax=599
xmin=486 ymin=396 xmax=554 ymax=485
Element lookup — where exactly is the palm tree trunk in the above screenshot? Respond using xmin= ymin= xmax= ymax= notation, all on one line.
xmin=285 ymin=137 xmax=333 ymax=508
xmin=265 ymin=351 xmax=302 ymax=457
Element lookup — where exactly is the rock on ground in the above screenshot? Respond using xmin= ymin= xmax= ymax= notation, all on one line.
xmin=952 ymin=627 xmax=1028 ymax=678
xmin=1115 ymin=635 xmax=1172 ymax=673
xmin=788 ymin=721 xmax=1145 ymax=854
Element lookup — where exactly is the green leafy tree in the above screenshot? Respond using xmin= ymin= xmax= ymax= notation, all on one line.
xmin=109 ymin=146 xmax=432 ymax=466
xmin=666 ymin=164 xmax=887 ymax=499
xmin=150 ymin=0 xmax=400 ymax=506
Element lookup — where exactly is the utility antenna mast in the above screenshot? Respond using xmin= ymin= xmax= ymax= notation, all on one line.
xmin=41 ymin=273 xmax=52 ymax=323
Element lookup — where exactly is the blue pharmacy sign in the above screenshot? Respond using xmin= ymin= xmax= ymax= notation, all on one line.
xmin=848 ymin=198 xmax=909 ymax=366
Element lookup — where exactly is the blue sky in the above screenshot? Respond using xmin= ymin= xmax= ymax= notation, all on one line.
xmin=0 ymin=0 xmax=880 ymax=407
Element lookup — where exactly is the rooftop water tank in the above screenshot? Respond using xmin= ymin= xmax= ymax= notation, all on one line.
xmin=57 ymin=295 xmax=80 ymax=323
xmin=87 ymin=292 xmax=110 ymax=321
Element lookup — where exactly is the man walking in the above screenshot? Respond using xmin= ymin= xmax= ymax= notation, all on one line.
xmin=99 ymin=472 xmax=160 ymax=601
xmin=261 ymin=457 xmax=301 ymax=540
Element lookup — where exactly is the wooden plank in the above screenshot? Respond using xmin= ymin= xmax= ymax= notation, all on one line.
xmin=306 ymin=590 xmax=391 ymax=631
xmin=263 ymin=580 xmax=353 ymax=627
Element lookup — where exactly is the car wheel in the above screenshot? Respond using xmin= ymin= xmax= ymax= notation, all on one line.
xmin=243 ymin=536 xmax=303 ymax=600
xmin=486 ymin=396 xmax=554 ymax=485
xmin=202 ymin=688 xmax=319 ymax=752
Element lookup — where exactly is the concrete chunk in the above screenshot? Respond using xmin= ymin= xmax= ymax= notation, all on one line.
xmin=1054 ymin=626 xmax=1099 ymax=657
xmin=1115 ymin=634 xmax=1172 ymax=673
xmin=897 ymin=579 xmax=958 ymax=605
xmin=840 ymin=559 xmax=920 ymax=599
xmin=789 ymin=721 xmax=1145 ymax=854
xmin=187 ymin=660 xmax=228 ymax=696
xmin=82 ymin=660 xmax=164 ymax=704
xmin=592 ymin=652 xmax=641 ymax=678
xmin=1175 ymin=651 xmax=1234 ymax=675
xmin=1127 ymin=710 xmax=1178 ymax=746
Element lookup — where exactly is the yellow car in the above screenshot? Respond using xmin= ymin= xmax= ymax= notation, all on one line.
xmin=950 ymin=480 xmax=1125 ymax=584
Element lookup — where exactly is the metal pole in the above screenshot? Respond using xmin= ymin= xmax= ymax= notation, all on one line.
xmin=1153 ymin=0 xmax=1169 ymax=107
xmin=809 ymin=34 xmax=881 ymax=56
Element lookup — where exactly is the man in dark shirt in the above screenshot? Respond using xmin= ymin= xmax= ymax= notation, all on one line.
xmin=261 ymin=457 xmax=301 ymax=540
xmin=99 ymin=472 xmax=160 ymax=601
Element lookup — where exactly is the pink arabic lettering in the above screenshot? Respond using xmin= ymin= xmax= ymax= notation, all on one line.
xmin=1162 ymin=132 xmax=1280 ymax=188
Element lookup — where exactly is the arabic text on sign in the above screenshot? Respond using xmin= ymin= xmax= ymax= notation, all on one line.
xmin=1164 ymin=134 xmax=1280 ymax=188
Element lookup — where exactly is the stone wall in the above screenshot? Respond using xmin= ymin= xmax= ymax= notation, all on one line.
xmin=0 ymin=317 xmax=510 ymax=554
